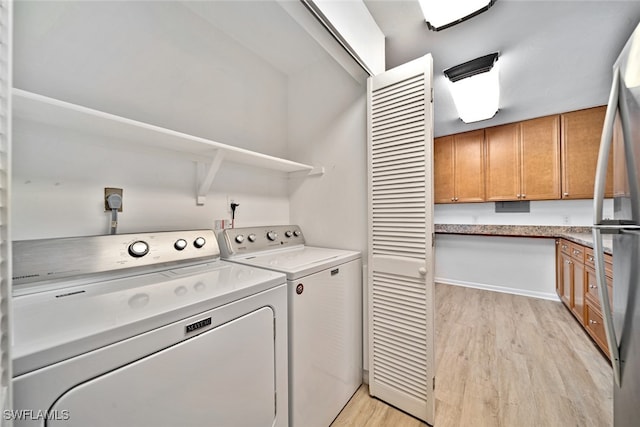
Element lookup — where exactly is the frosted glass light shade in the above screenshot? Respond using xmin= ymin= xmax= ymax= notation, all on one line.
xmin=418 ymin=0 xmax=494 ymax=31
xmin=448 ymin=62 xmax=500 ymax=123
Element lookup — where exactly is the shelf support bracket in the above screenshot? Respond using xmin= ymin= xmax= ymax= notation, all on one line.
xmin=196 ymin=150 xmax=225 ymax=205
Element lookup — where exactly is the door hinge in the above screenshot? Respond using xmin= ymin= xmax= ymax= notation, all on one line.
xmin=433 ymin=376 xmax=436 ymax=390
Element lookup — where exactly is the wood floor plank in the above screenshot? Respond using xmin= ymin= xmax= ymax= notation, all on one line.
xmin=332 ymin=284 xmax=613 ymax=427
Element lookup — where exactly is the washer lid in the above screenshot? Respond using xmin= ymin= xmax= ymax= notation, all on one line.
xmin=233 ymin=246 xmax=360 ymax=280
xmin=12 ymin=261 xmax=285 ymax=376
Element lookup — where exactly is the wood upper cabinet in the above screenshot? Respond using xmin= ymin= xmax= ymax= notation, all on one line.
xmin=434 ymin=136 xmax=455 ymax=204
xmin=485 ymin=123 xmax=520 ymax=201
xmin=561 ymin=106 xmax=613 ymax=199
xmin=434 ymin=130 xmax=484 ymax=204
xmin=485 ymin=115 xmax=560 ymax=201
xmin=521 ymin=115 xmax=561 ymax=200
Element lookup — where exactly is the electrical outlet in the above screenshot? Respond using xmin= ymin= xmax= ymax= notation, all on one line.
xmin=227 ymin=195 xmax=235 ymax=213
xmin=104 ymin=187 xmax=123 ymax=212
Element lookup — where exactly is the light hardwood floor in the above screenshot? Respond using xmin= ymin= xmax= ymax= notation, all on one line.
xmin=332 ymin=284 xmax=613 ymax=427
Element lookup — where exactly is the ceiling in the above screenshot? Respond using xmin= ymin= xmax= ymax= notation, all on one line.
xmin=363 ymin=0 xmax=640 ymax=137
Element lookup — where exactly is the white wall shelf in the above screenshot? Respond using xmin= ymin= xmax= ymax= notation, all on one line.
xmin=12 ymin=88 xmax=322 ymax=205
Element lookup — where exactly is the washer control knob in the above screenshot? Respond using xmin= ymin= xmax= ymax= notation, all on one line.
xmin=248 ymin=234 xmax=257 ymax=242
xmin=285 ymin=230 xmax=293 ymax=238
xmin=267 ymin=231 xmax=278 ymax=241
xmin=235 ymin=235 xmax=245 ymax=243
xmin=174 ymin=239 xmax=187 ymax=251
xmin=194 ymin=237 xmax=206 ymax=248
xmin=129 ymin=241 xmax=149 ymax=258
xmin=293 ymin=230 xmax=301 ymax=237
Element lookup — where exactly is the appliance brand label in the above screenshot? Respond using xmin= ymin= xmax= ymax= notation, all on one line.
xmin=185 ymin=317 xmax=212 ymax=334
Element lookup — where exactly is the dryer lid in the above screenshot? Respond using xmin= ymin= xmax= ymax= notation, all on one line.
xmin=233 ymin=246 xmax=360 ymax=280
xmin=12 ymin=261 xmax=285 ymax=376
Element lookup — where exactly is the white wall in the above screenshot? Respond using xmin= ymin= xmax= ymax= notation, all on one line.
xmin=434 ymin=199 xmax=614 ymax=300
xmin=12 ymin=1 xmax=294 ymax=240
xmin=435 ymin=234 xmax=558 ymax=300
xmin=287 ymin=59 xmax=367 ymax=253
xmin=12 ymin=120 xmax=290 ymax=240
xmin=435 ymin=198 xmax=613 ymax=226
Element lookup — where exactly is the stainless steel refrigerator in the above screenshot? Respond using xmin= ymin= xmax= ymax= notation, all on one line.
xmin=593 ymin=21 xmax=640 ymax=427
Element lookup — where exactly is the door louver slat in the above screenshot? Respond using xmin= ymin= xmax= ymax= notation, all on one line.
xmin=368 ymin=55 xmax=434 ymax=424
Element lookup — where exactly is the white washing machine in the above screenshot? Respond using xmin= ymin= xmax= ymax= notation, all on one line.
xmin=11 ymin=229 xmax=288 ymax=427
xmin=218 ymin=225 xmax=362 ymax=427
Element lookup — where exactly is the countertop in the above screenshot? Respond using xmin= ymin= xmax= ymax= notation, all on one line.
xmin=434 ymin=224 xmax=613 ymax=255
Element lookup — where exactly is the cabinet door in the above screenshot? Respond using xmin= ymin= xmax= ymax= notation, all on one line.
xmin=560 ymin=251 xmax=573 ymax=308
xmin=561 ymin=106 xmax=613 ymax=199
xmin=520 ymin=115 xmax=561 ymax=200
xmin=572 ymin=260 xmax=585 ymax=324
xmin=555 ymin=240 xmax=563 ymax=298
xmin=453 ymin=130 xmax=485 ymax=202
xmin=434 ymin=136 xmax=455 ymax=203
xmin=485 ymin=123 xmax=520 ymax=201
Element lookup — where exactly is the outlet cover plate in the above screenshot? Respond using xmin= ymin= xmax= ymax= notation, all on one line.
xmin=104 ymin=187 xmax=123 ymax=212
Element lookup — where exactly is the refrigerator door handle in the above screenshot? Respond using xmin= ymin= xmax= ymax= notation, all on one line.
xmin=594 ymin=67 xmax=620 ymax=225
xmin=593 ymin=227 xmax=621 ymax=386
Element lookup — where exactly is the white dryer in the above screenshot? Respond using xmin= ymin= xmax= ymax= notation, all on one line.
xmin=219 ymin=225 xmax=362 ymax=427
xmin=11 ymin=230 xmax=288 ymax=427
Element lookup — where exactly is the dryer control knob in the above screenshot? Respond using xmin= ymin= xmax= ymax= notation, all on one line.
xmin=129 ymin=241 xmax=149 ymax=258
xmin=174 ymin=239 xmax=187 ymax=251
xmin=235 ymin=235 xmax=245 ymax=243
xmin=248 ymin=234 xmax=257 ymax=242
xmin=293 ymin=230 xmax=301 ymax=237
xmin=285 ymin=231 xmax=293 ymax=238
xmin=194 ymin=237 xmax=206 ymax=248
xmin=267 ymin=231 xmax=278 ymax=241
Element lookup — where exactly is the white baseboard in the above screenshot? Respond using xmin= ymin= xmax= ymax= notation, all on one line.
xmin=435 ymin=277 xmax=561 ymax=302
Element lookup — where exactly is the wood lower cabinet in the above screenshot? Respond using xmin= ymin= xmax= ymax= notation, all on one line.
xmin=434 ymin=130 xmax=484 ymax=204
xmin=556 ymin=238 xmax=613 ymax=357
xmin=561 ymin=106 xmax=613 ymax=199
xmin=485 ymin=115 xmax=560 ymax=201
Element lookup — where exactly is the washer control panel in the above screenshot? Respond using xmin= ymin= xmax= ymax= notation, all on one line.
xmin=219 ymin=225 xmax=305 ymax=257
xmin=12 ymin=230 xmax=219 ymax=286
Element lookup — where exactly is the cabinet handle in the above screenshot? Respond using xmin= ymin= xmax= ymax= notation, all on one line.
xmin=454 ymin=197 xmax=459 ymax=201
xmin=562 ymin=245 xmax=568 ymax=250
xmin=563 ymin=192 xmax=569 ymax=197
xmin=516 ymin=194 xmax=521 ymax=198
xmin=522 ymin=194 xmax=526 ymax=199
xmin=590 ymin=320 xmax=598 ymax=325
xmin=566 ymin=260 xmax=572 ymax=265
xmin=590 ymin=285 xmax=597 ymax=289
xmin=573 ymin=250 xmax=581 ymax=255
xmin=588 ymin=256 xmax=594 ymax=262
xmin=451 ymin=197 xmax=455 ymax=201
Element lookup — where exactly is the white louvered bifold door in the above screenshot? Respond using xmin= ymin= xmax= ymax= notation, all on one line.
xmin=367 ymin=54 xmax=434 ymax=424
xmin=0 ymin=0 xmax=12 ymax=421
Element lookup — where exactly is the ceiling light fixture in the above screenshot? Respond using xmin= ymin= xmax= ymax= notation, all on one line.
xmin=444 ymin=52 xmax=500 ymax=123
xmin=418 ymin=0 xmax=497 ymax=31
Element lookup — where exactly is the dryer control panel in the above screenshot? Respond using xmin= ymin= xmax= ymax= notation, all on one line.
xmin=13 ymin=230 xmax=220 ymax=287
xmin=219 ymin=225 xmax=305 ymax=257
